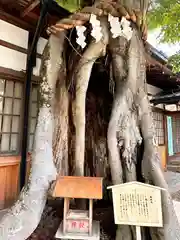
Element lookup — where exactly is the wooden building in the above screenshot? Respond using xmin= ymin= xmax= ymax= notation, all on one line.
xmin=146 ymin=44 xmax=180 ymax=171
xmin=0 ymin=0 xmax=179 ymax=210
xmin=146 ymin=45 xmax=180 ymax=171
xmin=0 ymin=0 xmax=69 ymax=209
xmin=150 ymin=76 xmax=180 ymax=171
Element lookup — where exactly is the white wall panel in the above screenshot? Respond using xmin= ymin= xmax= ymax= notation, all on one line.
xmin=0 ymin=20 xmax=28 ymax=49
xmin=0 ymin=46 xmax=26 ymax=71
xmin=33 ymin=58 xmax=41 ymax=76
xmin=37 ymin=38 xmax=47 ymax=54
xmin=147 ymin=84 xmax=162 ymax=95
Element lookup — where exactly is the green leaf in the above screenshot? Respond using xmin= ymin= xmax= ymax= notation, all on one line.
xmin=55 ymin=0 xmax=82 ymax=12
xmin=148 ymin=0 xmax=180 ymax=73
xmin=168 ymin=53 xmax=180 ymax=73
xmin=148 ymin=1 xmax=180 ymax=43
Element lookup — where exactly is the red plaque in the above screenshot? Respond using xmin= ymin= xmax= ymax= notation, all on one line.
xmin=66 ymin=219 xmax=89 ymax=233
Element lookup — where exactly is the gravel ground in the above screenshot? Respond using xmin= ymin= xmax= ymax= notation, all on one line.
xmin=164 ymin=171 xmax=180 ymax=191
xmin=27 ymin=202 xmax=115 ymax=240
xmin=27 ymin=206 xmax=61 ymax=240
xmin=1 ymin=172 xmax=180 ymax=239
xmin=27 ymin=171 xmax=180 ymax=240
xmin=164 ymin=171 xmax=180 ymax=201
xmin=173 ymin=201 xmax=180 ymax=225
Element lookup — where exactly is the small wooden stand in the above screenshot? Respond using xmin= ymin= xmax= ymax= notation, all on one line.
xmin=52 ymin=176 xmax=103 ymax=240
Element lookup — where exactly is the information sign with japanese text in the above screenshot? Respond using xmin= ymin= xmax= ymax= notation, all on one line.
xmin=108 ymin=182 xmax=163 ymax=227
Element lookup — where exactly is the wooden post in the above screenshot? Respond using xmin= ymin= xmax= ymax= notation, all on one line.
xmin=63 ymin=198 xmax=69 ymax=234
xmin=89 ymin=199 xmax=93 ymax=236
xmin=136 ymin=226 xmax=141 ymax=240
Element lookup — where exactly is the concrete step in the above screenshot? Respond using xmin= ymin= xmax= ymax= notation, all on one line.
xmin=167 ymin=164 xmax=180 ymax=173
xmin=172 ymin=189 xmax=180 ymax=201
xmin=0 ymin=209 xmax=8 ymax=220
xmin=169 ymin=159 xmax=180 ymax=166
xmin=173 ymin=201 xmax=180 ymax=224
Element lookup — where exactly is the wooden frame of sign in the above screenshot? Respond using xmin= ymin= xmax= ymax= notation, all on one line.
xmin=52 ymin=176 xmax=103 ymax=240
xmin=107 ymin=181 xmax=165 ymax=240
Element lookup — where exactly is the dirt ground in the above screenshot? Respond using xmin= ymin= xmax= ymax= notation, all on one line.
xmin=165 ymin=171 xmax=180 ymax=201
xmin=27 ymin=200 xmax=115 ymax=240
xmin=15 ymin=171 xmax=180 ymax=239
xmin=27 ymin=171 xmax=180 ymax=240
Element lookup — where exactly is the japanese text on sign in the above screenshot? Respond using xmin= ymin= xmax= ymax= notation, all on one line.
xmin=110 ymin=183 xmax=163 ymax=227
xmin=66 ymin=220 xmax=89 ymax=233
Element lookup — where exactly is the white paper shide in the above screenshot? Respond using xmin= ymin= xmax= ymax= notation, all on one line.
xmin=76 ymin=25 xmax=87 ymax=49
xmin=108 ymin=14 xmax=122 ymax=38
xmin=121 ymin=17 xmax=133 ymax=40
xmin=108 ymin=15 xmax=133 ymax=40
xmin=89 ymin=14 xmax=103 ymax=42
xmin=75 ymin=14 xmax=133 ymax=48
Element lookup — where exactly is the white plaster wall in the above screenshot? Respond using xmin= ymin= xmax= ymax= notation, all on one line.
xmin=37 ymin=38 xmax=47 ymax=54
xmin=0 ymin=20 xmax=28 ymax=49
xmin=0 ymin=46 xmax=26 ymax=71
xmin=0 ymin=20 xmax=47 ymax=54
xmin=33 ymin=58 xmax=42 ymax=76
xmin=0 ymin=46 xmax=41 ymax=76
xmin=147 ymin=84 xmax=162 ymax=95
xmin=147 ymin=84 xmax=164 ymax=110
xmin=0 ymin=20 xmax=46 ymax=76
xmin=165 ymin=104 xmax=177 ymax=111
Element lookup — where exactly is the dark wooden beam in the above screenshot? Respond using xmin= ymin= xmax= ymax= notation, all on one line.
xmin=0 ymin=39 xmax=42 ymax=58
xmin=21 ymin=0 xmax=40 ymax=17
xmin=0 ymin=66 xmax=40 ymax=82
xmin=151 ymin=91 xmax=180 ymax=105
xmin=0 ymin=8 xmax=35 ymax=31
xmin=25 ymin=11 xmax=39 ymax=21
xmin=0 ymin=0 xmax=14 ymax=4
xmin=146 ymin=53 xmax=172 ymax=76
xmin=20 ymin=0 xmax=48 ymax=188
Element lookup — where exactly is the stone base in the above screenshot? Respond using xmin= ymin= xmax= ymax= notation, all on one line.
xmin=55 ymin=221 xmax=100 ymax=240
xmin=0 ymin=209 xmax=8 ymax=220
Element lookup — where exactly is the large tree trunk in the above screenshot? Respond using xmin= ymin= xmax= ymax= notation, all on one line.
xmin=138 ymin=88 xmax=180 ymax=240
xmin=0 ymin=33 xmax=66 ymax=240
xmin=108 ymin=23 xmax=180 ymax=239
xmin=73 ymin=17 xmax=109 ymax=176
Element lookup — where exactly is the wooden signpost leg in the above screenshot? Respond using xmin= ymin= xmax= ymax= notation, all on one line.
xmin=136 ymin=226 xmax=141 ymax=240
xmin=89 ymin=199 xmax=93 ymax=236
xmin=63 ymin=198 xmax=69 ymax=234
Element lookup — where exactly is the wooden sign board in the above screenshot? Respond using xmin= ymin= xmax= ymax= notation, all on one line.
xmin=108 ymin=182 xmax=163 ymax=227
xmin=52 ymin=176 xmax=103 ymax=199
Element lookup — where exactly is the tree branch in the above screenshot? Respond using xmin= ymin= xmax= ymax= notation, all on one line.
xmin=73 ymin=17 xmax=109 ymax=176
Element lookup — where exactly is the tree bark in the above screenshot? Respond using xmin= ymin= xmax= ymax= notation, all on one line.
xmin=108 ymin=30 xmax=143 ymax=240
xmin=73 ymin=17 xmax=109 ymax=176
xmin=0 ymin=33 xmax=66 ymax=240
xmin=138 ymin=88 xmax=180 ymax=239
xmin=108 ymin=25 xmax=180 ymax=239
xmin=1 ymin=2 xmax=180 ymax=239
